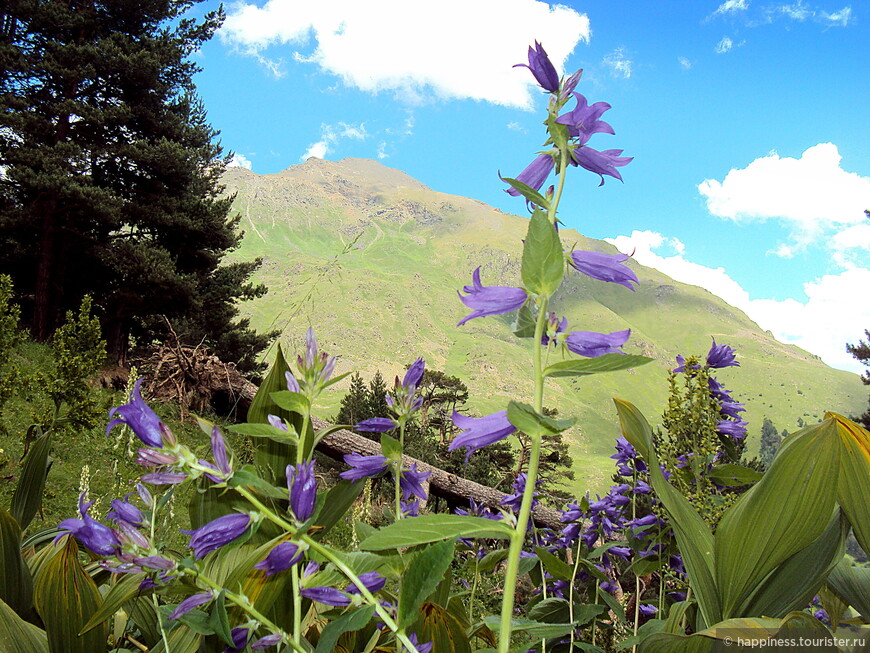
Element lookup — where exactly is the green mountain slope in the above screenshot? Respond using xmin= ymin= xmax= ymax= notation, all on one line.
xmin=223 ymin=157 xmax=865 ymax=493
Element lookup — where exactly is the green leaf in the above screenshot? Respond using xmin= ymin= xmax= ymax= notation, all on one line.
xmin=149 ymin=623 xmax=201 ymax=653
xmin=527 ymin=597 xmax=571 ymax=623
xmin=477 ymin=548 xmax=509 ymax=573
xmin=616 ymin=618 xmax=667 ymax=650
xmin=380 ymin=433 xmax=402 ymax=461
xmin=832 ymin=413 xmax=870 ymax=556
xmin=507 ymin=402 xmax=574 ymax=438
xmin=827 ymin=559 xmax=870 ymax=622
xmin=270 ymin=390 xmax=311 ymax=415
xmin=399 ymin=539 xmax=455 ymax=628
xmin=416 ymin=601 xmax=473 ymax=653
xmin=715 ymin=417 xmax=840 ymax=618
xmin=517 ymin=555 xmax=539 ymax=577
xmin=533 ymin=546 xmax=573 ymax=581
xmin=227 ymin=466 xmax=288 ymax=499
xmin=511 ymin=304 xmax=537 ymax=338
xmin=310 ymin=479 xmax=366 ymax=540
xmin=208 ymin=591 xmax=234 ymax=647
xmin=229 ymin=422 xmax=299 ymax=444
xmin=0 ymin=505 xmax=33 ymax=616
xmin=250 ymin=345 xmax=299 ymax=486
xmin=79 ymin=572 xmax=151 ymax=634
xmin=707 ymin=463 xmax=763 ymax=487
xmin=544 ymin=354 xmax=652 ymax=378
xmin=615 ymin=399 xmax=720 ymax=630
xmin=359 ymin=515 xmax=511 ymax=550
xmin=0 ymin=596 xmax=48 ymax=653
xmin=315 ymin=605 xmax=375 ymax=653
xmin=33 ymin=535 xmax=106 ymax=653
xmin=500 ymin=177 xmax=551 ymax=210
xmin=483 ymin=615 xmax=575 ymax=639
xmin=11 ymin=432 xmax=53 ymax=531
xmin=520 ymin=208 xmax=564 ymax=297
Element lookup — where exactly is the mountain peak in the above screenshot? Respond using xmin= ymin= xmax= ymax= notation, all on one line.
xmin=274 ymin=157 xmax=431 ymax=193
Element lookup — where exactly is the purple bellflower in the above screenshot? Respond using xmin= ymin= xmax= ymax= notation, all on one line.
xmin=707 ymin=339 xmax=740 ymax=369
xmin=301 ymin=571 xmax=387 ymax=607
xmin=355 ymin=417 xmax=398 ymax=432
xmin=185 ymin=513 xmax=251 ymax=559
xmin=107 ymin=495 xmax=144 ymax=526
xmin=403 ymin=357 xmax=425 ymax=390
xmin=403 ymin=633 xmax=434 ymax=653
xmin=514 ymin=41 xmax=560 ymax=93
xmin=449 ymin=410 xmax=517 ymax=459
xmin=58 ymin=493 xmax=120 ymax=556
xmin=286 ymin=461 xmax=317 ymax=522
xmin=503 ymin=154 xmax=555 ymax=197
xmin=255 ymin=541 xmax=304 ymax=576
xmin=168 ymin=591 xmax=214 ymax=620
xmin=556 ymin=93 xmax=614 ymax=143
xmin=106 ymin=378 xmax=167 ymax=448
xmin=211 ymin=426 xmax=232 ymax=477
xmin=400 ymin=463 xmax=430 ymax=501
xmin=570 ymin=147 xmax=633 ymax=186
xmin=565 ymin=329 xmax=630 ymax=357
xmin=568 ymin=250 xmax=638 ymax=290
xmin=251 ymin=633 xmax=283 ymax=650
xmin=717 ymin=419 xmax=748 ymax=440
xmin=297 ymin=328 xmax=337 ymax=388
xmin=223 ymin=628 xmax=250 ymax=653
xmin=340 ymin=452 xmax=389 ymax=481
xmin=458 ymin=267 xmax=527 ymax=326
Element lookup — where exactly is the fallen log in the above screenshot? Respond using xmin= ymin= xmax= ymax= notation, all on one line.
xmin=232 ymin=378 xmax=564 ymax=531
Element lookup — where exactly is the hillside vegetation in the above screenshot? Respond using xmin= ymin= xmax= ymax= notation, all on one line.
xmin=223 ymin=157 xmax=864 ymax=492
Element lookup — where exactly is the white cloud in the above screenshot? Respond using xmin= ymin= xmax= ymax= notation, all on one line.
xmin=778 ymin=1 xmax=812 ymax=20
xmin=603 ymin=47 xmax=633 ymax=79
xmin=820 ymin=6 xmax=853 ymax=26
xmin=301 ymin=121 xmax=368 ymax=160
xmin=698 ymin=143 xmax=870 ymax=252
xmin=228 ymin=153 xmax=253 ymax=170
xmin=220 ymin=0 xmax=590 ymax=109
xmin=606 ymin=230 xmax=870 ymax=374
xmin=714 ymin=0 xmax=750 ymax=15
xmin=507 ymin=121 xmax=527 ymax=133
xmin=678 ymin=56 xmax=692 ymax=70
xmin=376 ymin=141 xmax=388 ymax=159
xmin=715 ymin=36 xmax=734 ymax=53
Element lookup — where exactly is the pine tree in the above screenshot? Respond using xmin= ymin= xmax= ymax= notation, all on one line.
xmin=759 ymin=416 xmax=782 ymax=467
xmin=366 ymin=371 xmax=389 ymax=421
xmin=846 ymin=327 xmax=870 ymax=429
xmin=336 ymin=372 xmax=369 ymax=426
xmin=0 ymin=0 xmax=273 ymax=371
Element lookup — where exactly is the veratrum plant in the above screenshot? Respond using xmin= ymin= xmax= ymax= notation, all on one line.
xmin=615 ymin=400 xmax=870 ymax=651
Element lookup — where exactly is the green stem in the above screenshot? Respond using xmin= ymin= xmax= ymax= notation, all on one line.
xmin=395 ymin=422 xmax=406 ymax=520
xmin=152 ymin=593 xmax=171 ymax=653
xmin=291 ymin=563 xmax=303 ymax=646
xmin=568 ymin=535 xmax=584 ymax=650
xmin=497 ymin=297 xmax=549 ymax=653
xmin=298 ymin=410 xmax=311 ymax=465
xmin=547 ymin=148 xmax=570 ymax=226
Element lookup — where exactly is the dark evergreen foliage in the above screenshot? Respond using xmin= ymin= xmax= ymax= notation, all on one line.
xmin=846 ymin=326 xmax=870 ymax=429
xmin=0 ymin=0 xmax=274 ymax=374
xmin=758 ymin=416 xmax=782 ymax=467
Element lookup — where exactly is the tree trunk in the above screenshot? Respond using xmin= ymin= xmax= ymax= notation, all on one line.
xmin=33 ymin=198 xmax=59 ymax=341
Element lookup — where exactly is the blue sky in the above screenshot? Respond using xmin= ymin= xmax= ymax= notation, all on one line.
xmin=191 ymin=0 xmax=869 ymax=373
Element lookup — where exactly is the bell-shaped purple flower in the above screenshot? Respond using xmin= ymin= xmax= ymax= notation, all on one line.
xmin=568 ymin=250 xmax=638 ymax=290
xmin=514 ymin=41 xmax=560 ymax=92
xmin=285 ymin=371 xmax=301 ymax=393
xmin=254 ymin=541 xmax=304 ymax=576
xmin=355 ymin=417 xmax=398 ymax=432
xmin=286 ymin=461 xmax=317 ymax=522
xmin=58 ymin=493 xmax=121 ymax=556
xmin=503 ymin=154 xmax=555 ymax=197
xmin=720 ymin=400 xmax=746 ymax=419
xmin=565 ymin=329 xmax=630 ymax=357
xmin=403 ymin=633 xmax=434 ymax=653
xmin=141 ymin=471 xmax=188 ymax=485
xmin=403 ymin=357 xmax=425 ymax=391
xmin=223 ymin=628 xmax=250 ymax=653
xmin=211 ymin=426 xmax=232 ymax=477
xmin=401 ymin=499 xmax=420 ymax=517
xmin=556 ymin=93 xmax=615 ymax=144
xmin=168 ymin=591 xmax=214 ymax=620
xmin=449 ymin=410 xmax=517 ymax=459
xmin=107 ymin=495 xmax=144 ymax=526
xmin=707 ymin=339 xmax=740 ymax=368
xmin=457 ymin=267 xmax=527 ymax=326
xmin=185 ymin=513 xmax=251 ymax=559
xmin=347 ymin=571 xmax=387 ymax=595
xmin=570 ymin=146 xmax=633 ymax=186
xmin=251 ymin=634 xmax=283 ymax=650
xmin=301 ymin=571 xmax=386 ymax=606
xmin=340 ymin=453 xmax=389 ymax=481
xmin=106 ymin=379 xmax=165 ymax=448
xmin=717 ymin=419 xmax=748 ymax=440
xmin=400 ymin=463 xmax=430 ymax=501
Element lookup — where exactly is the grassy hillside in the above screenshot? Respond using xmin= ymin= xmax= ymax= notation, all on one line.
xmin=223 ymin=158 xmax=865 ymax=494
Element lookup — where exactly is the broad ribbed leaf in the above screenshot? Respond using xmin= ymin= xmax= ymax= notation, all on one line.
xmin=639 ymin=632 xmax=713 ymax=653
xmin=415 ymin=601 xmax=473 ymax=653
xmin=832 ymin=412 xmax=870 ymax=556
xmin=150 ymin=624 xmax=202 ymax=653
xmin=80 ymin=572 xmax=151 ymax=634
xmin=360 ymin=515 xmax=511 ymax=550
xmin=738 ymin=509 xmax=847 ymax=618
xmin=715 ymin=418 xmax=840 ymax=618
xmin=33 ymin=535 xmax=105 ymax=653
xmin=827 ymin=559 xmax=870 ymax=622
xmin=0 ymin=505 xmax=33 ymax=616
xmin=521 ymin=208 xmax=563 ymax=297
xmin=399 ymin=539 xmax=455 ymax=628
xmin=0 ymin=596 xmax=48 ymax=653
xmin=707 ymin=464 xmax=763 ymax=487
xmin=315 ymin=605 xmax=375 ymax=653
xmin=615 ymin=399 xmax=720 ymax=629
xmin=544 ymin=354 xmax=652 ymax=378
xmin=10 ymin=432 xmax=53 ymax=531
